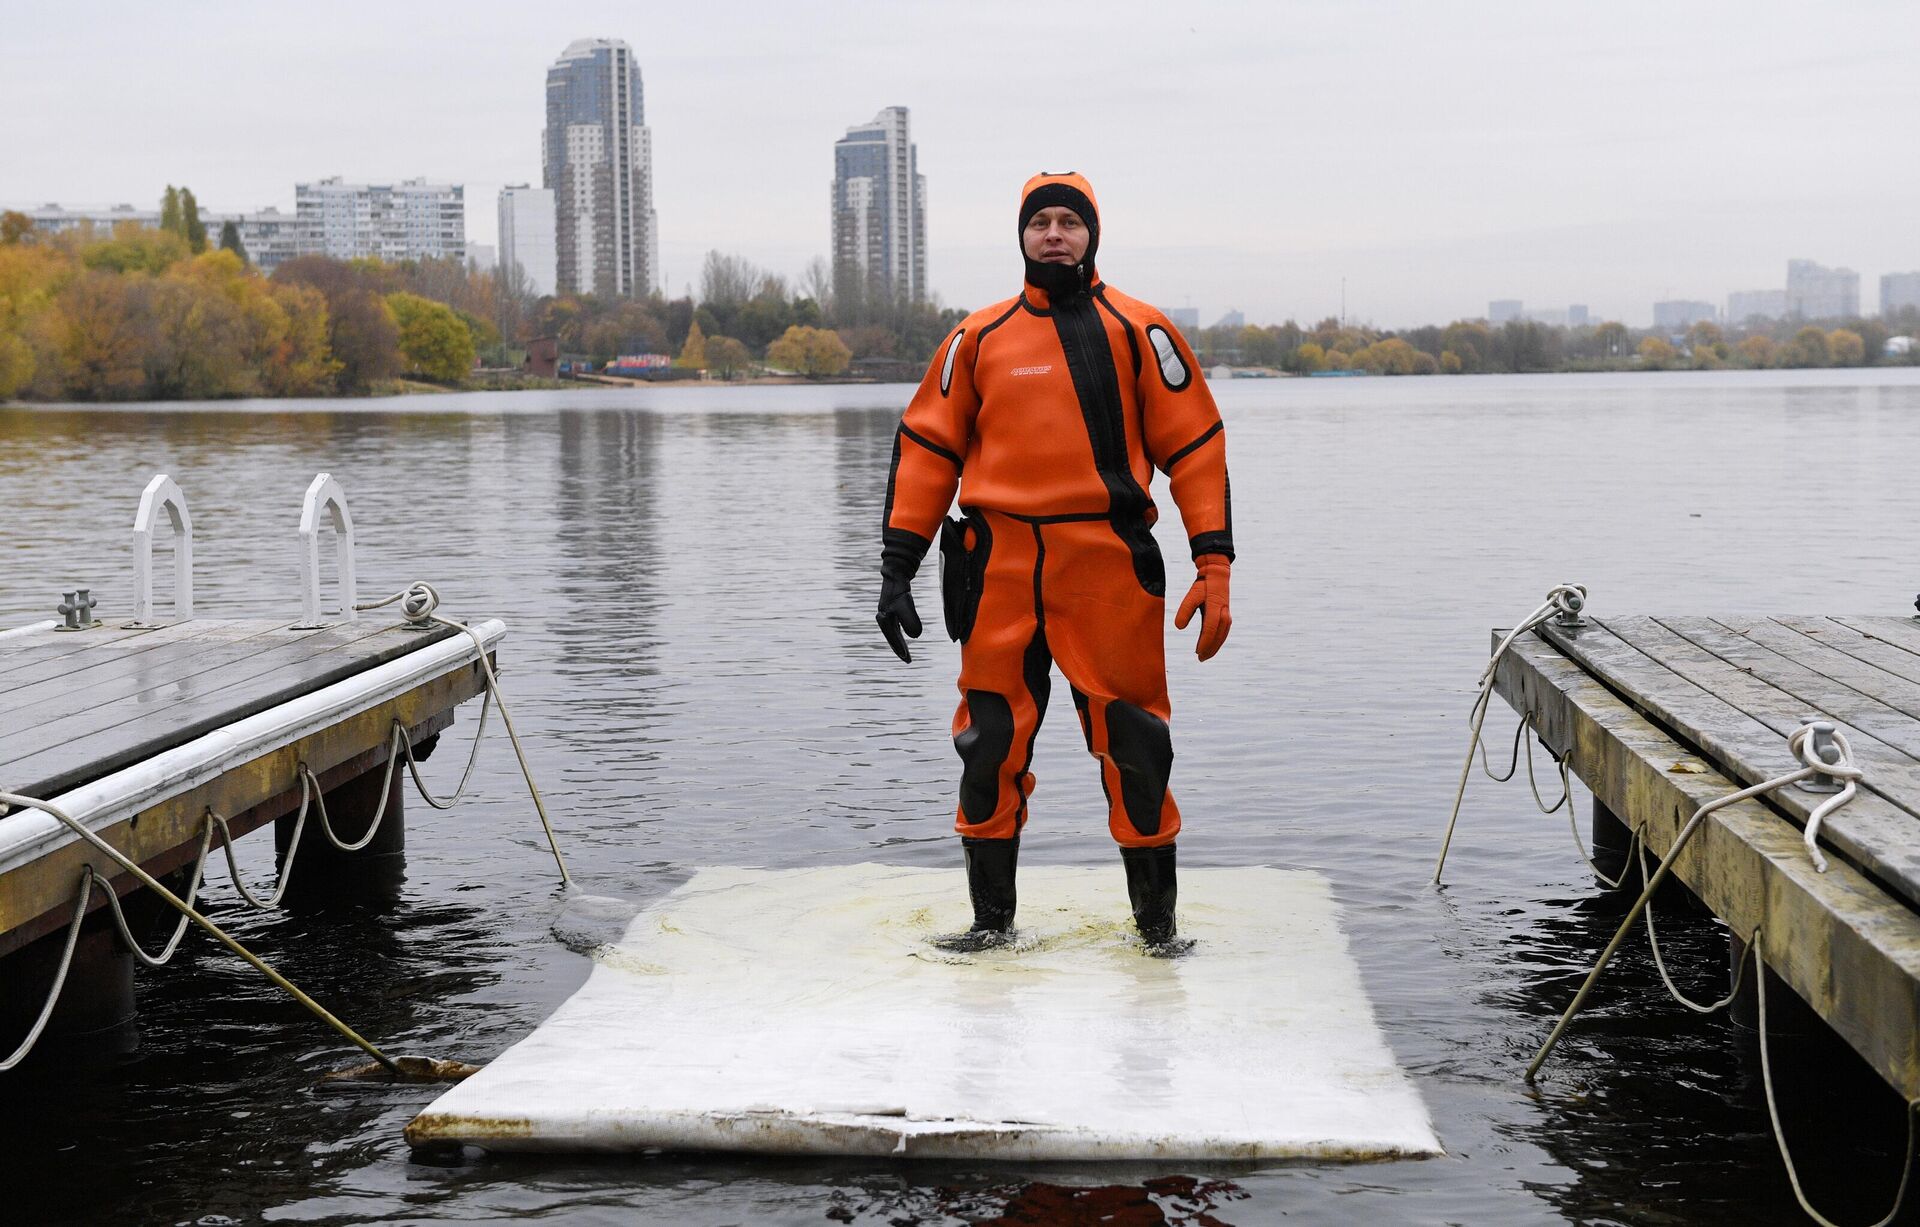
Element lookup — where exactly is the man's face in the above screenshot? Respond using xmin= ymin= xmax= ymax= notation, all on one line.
xmin=1023 ymin=206 xmax=1090 ymax=266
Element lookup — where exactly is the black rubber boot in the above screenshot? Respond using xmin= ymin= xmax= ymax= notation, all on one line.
xmin=1121 ymin=843 xmax=1181 ymax=951
xmin=931 ymin=836 xmax=1018 ymax=952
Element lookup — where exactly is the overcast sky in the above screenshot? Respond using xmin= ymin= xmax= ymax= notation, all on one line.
xmin=6 ymin=1 xmax=1917 ymax=327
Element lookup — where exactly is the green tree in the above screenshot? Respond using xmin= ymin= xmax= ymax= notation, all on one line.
xmin=1439 ymin=349 xmax=1463 ymax=374
xmin=181 ymin=188 xmax=207 ymax=254
xmin=676 ymin=318 xmax=708 ymax=368
xmin=766 ymin=324 xmax=850 ymax=377
xmin=1593 ymin=321 xmax=1630 ymax=360
xmin=219 ymin=220 xmax=249 ymax=265
xmin=386 ymin=291 xmax=475 ymax=381
xmin=0 ymin=211 xmax=31 ymax=245
xmin=706 ymin=335 xmax=753 ymax=379
xmin=82 ymin=222 xmax=189 ymax=274
xmin=1827 ymin=328 xmax=1866 ymax=366
xmin=160 ymin=186 xmax=182 ymax=236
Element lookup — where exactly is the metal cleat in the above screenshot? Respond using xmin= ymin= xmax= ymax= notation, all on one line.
xmin=56 ymin=588 xmax=98 ymax=631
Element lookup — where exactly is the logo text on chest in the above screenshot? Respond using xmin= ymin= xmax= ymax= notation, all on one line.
xmin=1009 ymin=365 xmax=1053 ymax=377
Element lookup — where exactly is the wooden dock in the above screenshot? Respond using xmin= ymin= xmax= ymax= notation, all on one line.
xmin=1492 ymin=614 xmax=1920 ymax=1101
xmin=1 ymin=471 xmax=510 ymax=1060
xmin=0 ymin=615 xmax=498 ymax=960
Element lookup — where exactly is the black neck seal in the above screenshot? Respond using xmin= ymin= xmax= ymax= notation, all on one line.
xmin=1019 ymin=180 xmax=1099 ymax=301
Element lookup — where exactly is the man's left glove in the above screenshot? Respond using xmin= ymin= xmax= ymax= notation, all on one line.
xmin=877 ymin=530 xmax=929 ymax=663
xmin=1174 ymin=553 xmax=1232 ymax=662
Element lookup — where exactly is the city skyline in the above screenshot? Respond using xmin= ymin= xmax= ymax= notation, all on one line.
xmin=5 ymin=1 xmax=1917 ymax=328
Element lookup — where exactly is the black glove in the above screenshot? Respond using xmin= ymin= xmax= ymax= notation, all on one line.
xmin=877 ymin=529 xmax=930 ymax=663
xmin=877 ymin=573 xmax=922 ymax=662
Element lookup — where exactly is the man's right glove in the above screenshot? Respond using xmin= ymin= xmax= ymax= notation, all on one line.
xmin=877 ymin=572 xmax=922 ymax=663
xmin=1174 ymin=553 xmax=1232 ymax=662
xmin=877 ymin=530 xmax=929 ymax=663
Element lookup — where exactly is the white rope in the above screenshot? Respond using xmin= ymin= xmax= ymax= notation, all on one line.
xmin=300 ymin=726 xmax=405 ymax=854
xmin=1755 ymin=928 xmax=1919 ymax=1227
xmin=1526 ymin=722 xmax=1862 ymax=1081
xmin=1638 ymin=838 xmax=1750 ymax=1014
xmin=1567 ymin=806 xmax=1636 ymax=892
xmin=1522 ymin=722 xmax=1571 ymax=816
xmin=95 ymin=821 xmax=214 ymax=967
xmin=355 ymin=582 xmax=570 ymax=886
xmin=0 ymin=788 xmax=401 ymax=1075
xmin=1434 ymin=583 xmax=1587 ymax=883
xmin=0 ymin=871 xmax=93 ymax=1071
xmin=396 ymin=690 xmax=491 ymax=810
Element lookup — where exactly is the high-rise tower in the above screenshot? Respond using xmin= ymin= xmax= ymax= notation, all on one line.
xmin=544 ymin=38 xmax=657 ymax=298
xmin=832 ymin=106 xmax=926 ymax=309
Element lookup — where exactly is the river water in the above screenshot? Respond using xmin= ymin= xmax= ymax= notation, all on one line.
xmin=2 ymin=369 xmax=1918 ymax=1226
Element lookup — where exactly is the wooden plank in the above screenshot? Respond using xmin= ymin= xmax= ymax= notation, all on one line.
xmin=1835 ymin=616 xmax=1920 ymax=667
xmin=1650 ymin=616 xmax=1920 ymax=796
xmin=1777 ymin=617 xmax=1920 ymax=689
xmin=0 ymin=621 xmax=458 ymax=799
xmin=1721 ymin=617 xmax=1920 ymax=724
xmin=0 ymin=620 xmax=308 ymax=720
xmin=0 ymin=661 xmax=486 ymax=957
xmin=1536 ymin=619 xmax=1920 ymax=910
xmin=1492 ymin=633 xmax=1920 ymax=1101
xmin=0 ymin=623 xmax=180 ymax=688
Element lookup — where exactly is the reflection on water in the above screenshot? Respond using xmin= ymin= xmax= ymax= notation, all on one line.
xmin=3 ymin=369 xmax=1920 ymax=1224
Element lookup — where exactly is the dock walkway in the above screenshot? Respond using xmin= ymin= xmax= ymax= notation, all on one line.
xmin=1493 ymin=614 xmax=1920 ymax=1101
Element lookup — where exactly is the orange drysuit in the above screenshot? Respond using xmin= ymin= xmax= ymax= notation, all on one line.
xmin=881 ymin=173 xmax=1234 ymax=849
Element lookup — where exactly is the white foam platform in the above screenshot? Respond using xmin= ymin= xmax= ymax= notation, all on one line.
xmin=406 ymin=865 xmax=1441 ymax=1161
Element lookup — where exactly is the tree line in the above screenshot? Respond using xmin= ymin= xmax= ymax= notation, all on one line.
xmin=1188 ymin=312 xmax=1920 ymax=375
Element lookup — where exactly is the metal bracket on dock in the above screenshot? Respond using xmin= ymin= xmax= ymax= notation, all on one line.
xmin=295 ymin=473 xmax=357 ymax=629
xmin=1795 ymin=719 xmax=1845 ymax=794
xmin=55 ymin=589 xmax=98 ymax=631
xmin=1550 ymin=584 xmax=1589 ymax=629
xmin=128 ymin=474 xmax=194 ymax=627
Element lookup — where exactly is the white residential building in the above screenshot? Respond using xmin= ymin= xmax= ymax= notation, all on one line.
xmin=544 ymin=38 xmax=657 ymax=297
xmin=498 ymin=185 xmax=558 ymax=297
xmin=294 ymin=177 xmax=466 ymax=264
xmin=1786 ymin=259 xmax=1860 ymax=320
xmin=1880 ymin=272 xmax=1920 ymax=318
xmin=1727 ymin=289 xmax=1788 ymax=324
xmin=832 ymin=106 xmax=926 ymax=305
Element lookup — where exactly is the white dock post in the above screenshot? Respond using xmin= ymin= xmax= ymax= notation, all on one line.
xmin=130 ymin=474 xmax=194 ymax=625
xmin=296 ymin=473 xmax=357 ymax=628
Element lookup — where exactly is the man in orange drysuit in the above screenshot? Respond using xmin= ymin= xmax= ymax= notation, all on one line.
xmin=876 ymin=171 xmax=1233 ymax=951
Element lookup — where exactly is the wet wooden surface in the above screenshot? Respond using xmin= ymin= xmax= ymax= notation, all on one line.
xmin=0 ymin=618 xmax=456 ymax=800
xmin=1535 ymin=615 xmax=1920 ymax=910
xmin=1491 ymin=626 xmax=1920 ymax=1100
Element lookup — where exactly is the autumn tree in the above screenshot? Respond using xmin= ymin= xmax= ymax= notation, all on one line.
xmin=52 ymin=271 xmax=152 ymax=399
xmin=275 ymin=256 xmax=401 ymax=389
xmin=387 ymin=291 xmax=476 ymax=381
xmin=1827 ymin=329 xmax=1866 ymax=366
xmin=0 ymin=212 xmax=31 ymax=245
xmin=1637 ymin=336 xmax=1676 ymax=369
xmin=1737 ymin=335 xmax=1777 ymax=368
xmin=1593 ymin=321 xmax=1631 ymax=360
xmin=676 ymin=318 xmax=708 ymax=368
xmin=1781 ymin=326 xmax=1831 ymax=368
xmin=705 ymin=335 xmax=753 ymax=379
xmin=766 ymin=324 xmax=850 ymax=377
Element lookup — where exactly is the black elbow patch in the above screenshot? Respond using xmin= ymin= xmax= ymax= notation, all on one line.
xmin=940 ymin=329 xmax=965 ymax=396
xmin=1146 ymin=325 xmax=1190 ymax=391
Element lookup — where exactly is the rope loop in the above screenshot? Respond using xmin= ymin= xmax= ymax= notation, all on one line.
xmin=1787 ymin=724 xmax=1864 ymax=872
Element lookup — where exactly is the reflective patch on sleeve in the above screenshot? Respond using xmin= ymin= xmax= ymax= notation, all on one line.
xmin=1146 ymin=325 xmax=1191 ymax=391
xmin=940 ymin=329 xmax=966 ymax=396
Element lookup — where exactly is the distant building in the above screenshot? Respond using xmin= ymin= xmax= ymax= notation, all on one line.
xmin=524 ymin=336 xmax=560 ymax=378
xmin=1166 ymin=307 xmax=1200 ymax=332
xmin=1726 ymin=289 xmax=1788 ymax=324
xmin=18 ymin=202 xmax=160 ymax=235
xmin=18 ymin=201 xmax=316 ymax=271
xmin=1880 ymin=272 xmax=1920 ymax=317
xmin=545 ymin=37 xmax=659 ymax=297
xmin=1786 ymin=259 xmax=1859 ymax=320
xmin=1212 ymin=309 xmax=1244 ymax=329
xmin=1567 ymin=304 xmax=1589 ymax=328
xmin=498 ymin=185 xmax=558 ymax=297
xmin=1524 ymin=307 xmax=1567 ymax=327
xmin=1488 ymin=299 xmax=1523 ymax=323
xmin=832 ymin=105 xmax=926 ymax=305
xmin=1653 ymin=300 xmax=1717 ymax=330
xmin=295 ymin=177 xmax=465 ymax=264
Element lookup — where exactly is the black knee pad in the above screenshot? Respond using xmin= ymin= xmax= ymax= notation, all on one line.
xmin=1104 ymin=701 xmax=1173 ymax=837
xmin=953 ymin=689 xmax=1015 ymax=825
